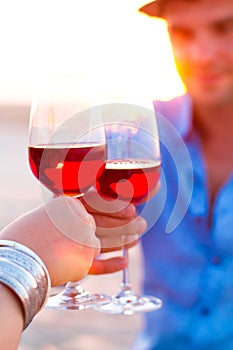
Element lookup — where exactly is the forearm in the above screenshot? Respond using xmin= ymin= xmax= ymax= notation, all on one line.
xmin=0 ymin=284 xmax=24 ymax=350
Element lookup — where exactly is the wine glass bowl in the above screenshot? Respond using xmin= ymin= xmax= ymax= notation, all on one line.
xmin=96 ymin=128 xmax=161 ymax=204
xmin=29 ymin=141 xmax=106 ymax=198
xmin=29 ymin=96 xmax=107 ymax=198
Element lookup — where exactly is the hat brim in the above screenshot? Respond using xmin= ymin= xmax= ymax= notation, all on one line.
xmin=139 ymin=1 xmax=163 ymax=18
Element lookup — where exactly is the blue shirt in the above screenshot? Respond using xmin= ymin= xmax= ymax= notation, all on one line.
xmin=134 ymin=94 xmax=233 ymax=350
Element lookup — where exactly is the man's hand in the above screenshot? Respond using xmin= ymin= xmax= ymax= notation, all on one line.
xmin=82 ymin=187 xmax=147 ymax=275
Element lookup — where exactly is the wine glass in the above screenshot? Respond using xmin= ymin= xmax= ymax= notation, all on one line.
xmin=94 ymin=101 xmax=163 ymax=314
xmin=28 ymin=88 xmax=111 ymax=310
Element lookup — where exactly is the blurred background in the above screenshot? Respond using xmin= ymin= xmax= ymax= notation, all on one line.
xmin=0 ymin=0 xmax=183 ymax=348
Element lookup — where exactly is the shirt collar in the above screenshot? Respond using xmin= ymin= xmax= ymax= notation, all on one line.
xmin=154 ymin=94 xmax=193 ymax=140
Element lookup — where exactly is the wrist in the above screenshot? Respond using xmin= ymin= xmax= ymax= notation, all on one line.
xmin=0 ymin=240 xmax=51 ymax=329
xmin=0 ymin=283 xmax=24 ymax=328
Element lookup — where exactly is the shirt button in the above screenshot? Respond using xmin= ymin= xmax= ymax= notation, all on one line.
xmin=200 ymin=307 xmax=210 ymax=316
xmin=211 ymin=256 xmax=221 ymax=265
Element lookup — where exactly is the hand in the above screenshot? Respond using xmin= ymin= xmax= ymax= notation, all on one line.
xmin=82 ymin=187 xmax=147 ymax=252
xmin=0 ymin=196 xmax=100 ymax=287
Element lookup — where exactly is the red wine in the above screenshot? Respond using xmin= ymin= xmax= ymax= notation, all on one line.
xmin=29 ymin=143 xmax=106 ymax=196
xmin=96 ymin=160 xmax=161 ymax=203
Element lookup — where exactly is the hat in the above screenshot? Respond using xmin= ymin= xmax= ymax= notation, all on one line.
xmin=139 ymin=0 xmax=165 ymax=18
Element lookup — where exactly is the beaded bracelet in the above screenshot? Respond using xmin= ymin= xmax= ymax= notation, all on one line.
xmin=0 ymin=240 xmax=51 ymax=329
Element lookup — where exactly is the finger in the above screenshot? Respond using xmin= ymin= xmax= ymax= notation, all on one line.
xmin=100 ymin=238 xmax=139 ymax=253
xmin=82 ymin=188 xmax=136 ymax=218
xmin=89 ymin=257 xmax=127 ymax=274
xmin=95 ymin=215 xmax=146 ymax=250
xmin=95 ymin=215 xmax=147 ymax=236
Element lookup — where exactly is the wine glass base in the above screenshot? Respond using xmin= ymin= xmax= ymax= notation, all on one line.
xmin=46 ymin=283 xmax=111 ymax=310
xmin=94 ymin=291 xmax=162 ymax=315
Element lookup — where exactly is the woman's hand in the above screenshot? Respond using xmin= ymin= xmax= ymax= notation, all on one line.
xmin=0 ymin=196 xmax=100 ymax=287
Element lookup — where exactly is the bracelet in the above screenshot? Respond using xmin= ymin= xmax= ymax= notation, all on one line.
xmin=0 ymin=240 xmax=51 ymax=329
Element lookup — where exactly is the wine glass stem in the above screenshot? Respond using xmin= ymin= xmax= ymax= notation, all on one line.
xmin=121 ymin=246 xmax=131 ymax=291
xmin=64 ymin=281 xmax=87 ymax=296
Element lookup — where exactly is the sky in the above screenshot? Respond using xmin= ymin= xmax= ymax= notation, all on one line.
xmin=0 ymin=0 xmax=185 ymax=104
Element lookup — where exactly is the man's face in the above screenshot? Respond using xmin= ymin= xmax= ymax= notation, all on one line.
xmin=163 ymin=0 xmax=233 ymax=107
